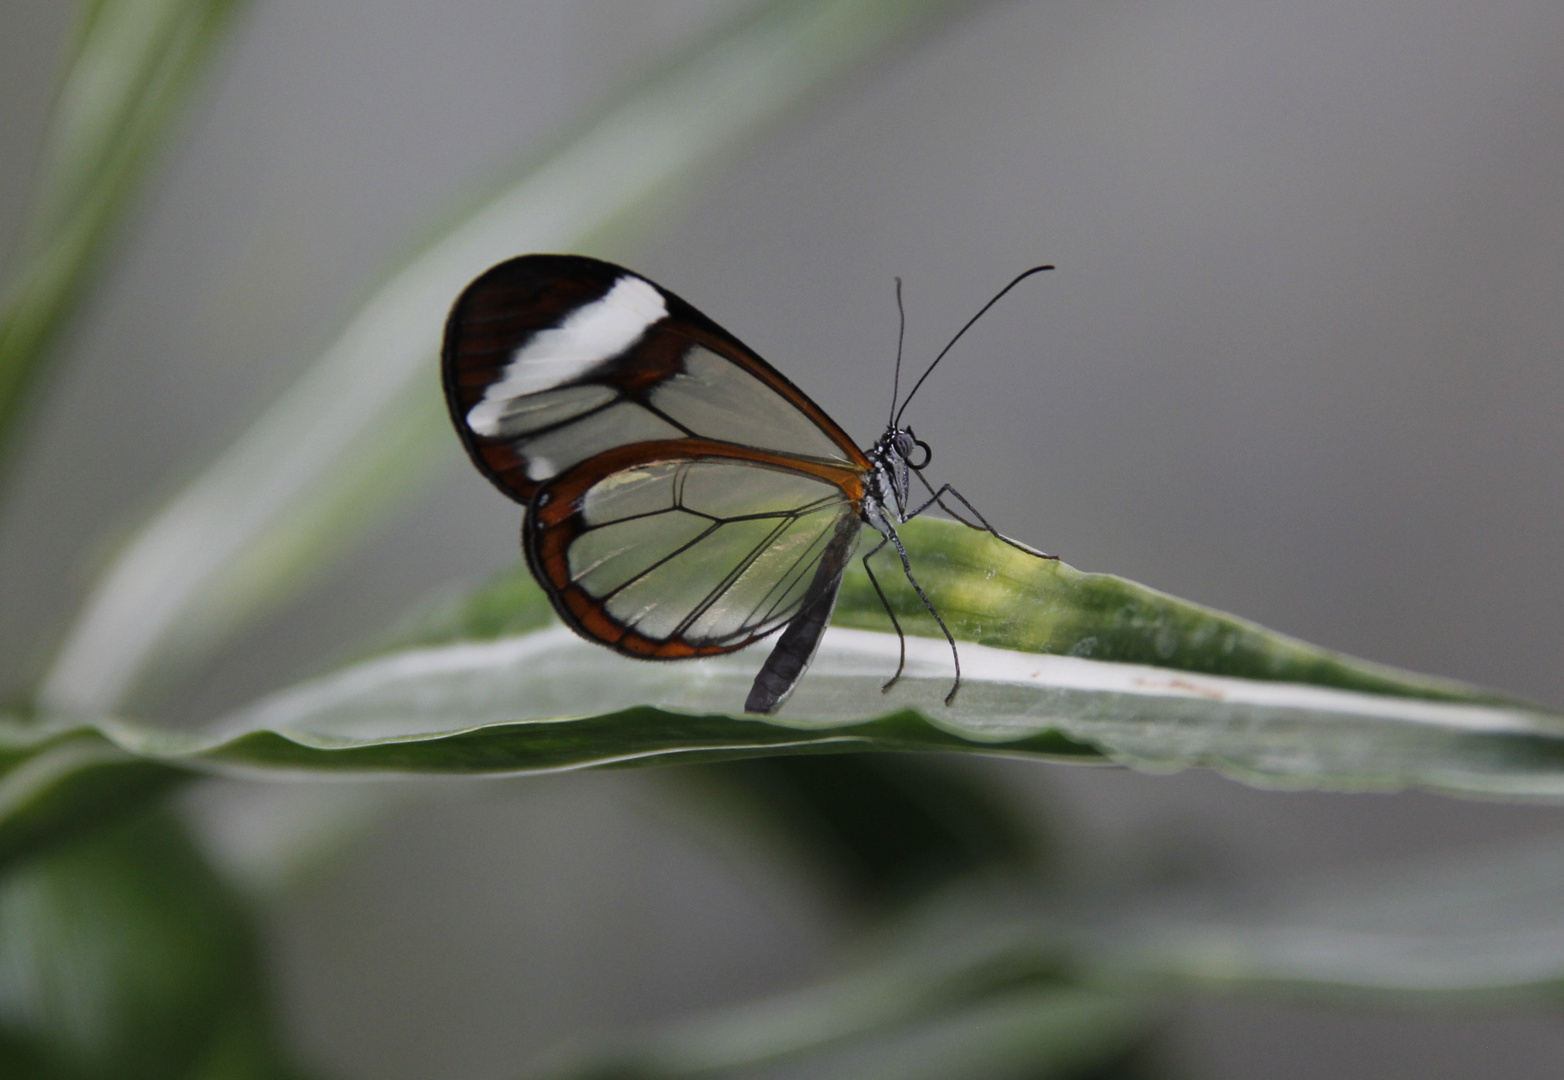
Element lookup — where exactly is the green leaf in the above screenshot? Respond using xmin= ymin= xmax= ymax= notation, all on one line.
xmin=38 ymin=0 xmax=994 ymax=717
xmin=0 ymin=0 xmax=251 ymax=463
xmin=871 ymin=825 xmax=1564 ymax=1006
xmin=504 ymin=824 xmax=1564 ymax=1079
xmin=540 ymin=988 xmax=1152 ymax=1080
xmin=10 ymin=520 xmax=1563 ymax=803
xmin=0 ymin=724 xmax=187 ymax=875
xmin=481 ymin=824 xmax=1564 ymax=1080
xmin=528 ymin=824 xmax=1564 ymax=1078
xmin=522 ymin=931 xmax=1150 ymax=1080
xmin=733 ymin=989 xmax=1152 ymax=1080
xmin=834 ymin=522 xmax=1511 ymax=706
xmin=720 ymin=988 xmax=1153 ymax=1080
xmin=1073 ymin=830 xmax=1564 ymax=1001
xmin=0 ymin=809 xmax=302 ymax=1080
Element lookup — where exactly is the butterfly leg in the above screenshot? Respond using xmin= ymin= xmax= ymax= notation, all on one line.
xmin=859 ymin=535 xmax=907 ymax=691
xmin=876 ymin=519 xmax=963 ymax=706
xmin=907 ymin=473 xmax=1059 ymax=561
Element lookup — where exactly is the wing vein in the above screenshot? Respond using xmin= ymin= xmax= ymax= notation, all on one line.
xmin=597 ymin=519 xmax=725 ymax=605
xmin=668 ymin=516 xmax=797 ymax=642
xmin=752 ymin=514 xmax=843 ymax=627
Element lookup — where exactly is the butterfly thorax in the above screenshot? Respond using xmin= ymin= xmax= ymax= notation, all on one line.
xmin=864 ymin=427 xmax=930 ymax=527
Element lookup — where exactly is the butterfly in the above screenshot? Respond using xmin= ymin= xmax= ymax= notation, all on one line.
xmin=442 ymin=253 xmax=1054 ymax=714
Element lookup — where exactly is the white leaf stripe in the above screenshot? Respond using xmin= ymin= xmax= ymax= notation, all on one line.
xmin=191 ymin=624 xmax=1564 ymax=789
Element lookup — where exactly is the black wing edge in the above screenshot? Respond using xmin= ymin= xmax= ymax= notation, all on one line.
xmin=440 ymin=254 xmax=625 ymax=505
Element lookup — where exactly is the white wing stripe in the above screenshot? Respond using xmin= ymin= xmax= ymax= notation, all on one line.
xmin=466 ymin=275 xmax=666 ymax=436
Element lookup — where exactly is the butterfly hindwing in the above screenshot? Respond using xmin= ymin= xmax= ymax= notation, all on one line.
xmin=529 ymin=448 xmax=862 ymax=659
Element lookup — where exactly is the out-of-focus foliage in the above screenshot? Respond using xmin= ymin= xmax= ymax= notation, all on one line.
xmin=5 ymin=1 xmax=1562 ymax=1078
xmin=0 ymin=810 xmax=299 ymax=1080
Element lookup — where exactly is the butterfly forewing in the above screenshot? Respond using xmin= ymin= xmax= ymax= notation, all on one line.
xmin=443 ymin=254 xmax=867 ymax=504
xmin=443 ymin=254 xmax=872 ymax=665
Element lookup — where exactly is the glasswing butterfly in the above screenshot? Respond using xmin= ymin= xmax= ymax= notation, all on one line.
xmin=442 ymin=254 xmax=1054 ymax=714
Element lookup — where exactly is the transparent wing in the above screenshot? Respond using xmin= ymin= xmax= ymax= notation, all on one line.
xmin=443 ymin=254 xmax=870 ymax=504
xmin=530 ymin=454 xmax=863 ymax=658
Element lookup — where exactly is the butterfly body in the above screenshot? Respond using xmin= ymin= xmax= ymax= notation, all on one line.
xmin=443 ymin=254 xmax=1050 ymax=714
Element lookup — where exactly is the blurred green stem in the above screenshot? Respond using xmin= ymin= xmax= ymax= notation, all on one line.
xmin=524 ymin=916 xmax=1150 ymax=1079
xmin=0 ymin=0 xmax=250 ymax=469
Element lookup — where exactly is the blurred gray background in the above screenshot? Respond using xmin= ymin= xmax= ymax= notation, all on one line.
xmin=3 ymin=0 xmax=1564 ymax=1077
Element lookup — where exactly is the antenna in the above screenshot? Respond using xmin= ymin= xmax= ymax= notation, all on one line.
xmin=888 ymin=277 xmax=906 ymax=427
xmin=894 ymin=264 xmax=1053 ymax=426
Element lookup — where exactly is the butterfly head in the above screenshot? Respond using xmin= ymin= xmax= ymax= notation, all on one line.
xmin=869 ymin=426 xmax=932 ymax=519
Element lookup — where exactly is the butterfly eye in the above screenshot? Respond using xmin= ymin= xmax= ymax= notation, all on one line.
xmin=909 ymin=439 xmax=932 ymax=469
